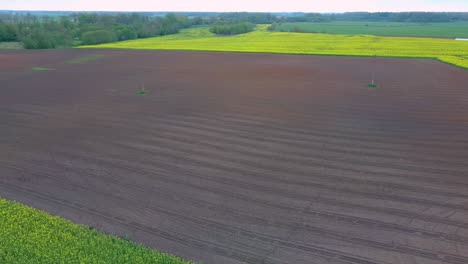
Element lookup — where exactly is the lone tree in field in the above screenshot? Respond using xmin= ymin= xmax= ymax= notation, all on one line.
xmin=210 ymin=22 xmax=255 ymax=35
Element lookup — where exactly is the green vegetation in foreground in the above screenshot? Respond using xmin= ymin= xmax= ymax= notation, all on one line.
xmin=80 ymin=25 xmax=468 ymax=69
xmin=0 ymin=198 xmax=191 ymax=264
xmin=136 ymin=91 xmax=149 ymax=95
xmin=273 ymin=21 xmax=468 ymax=39
xmin=0 ymin=42 xmax=23 ymax=49
xmin=67 ymin=55 xmax=103 ymax=64
xmin=31 ymin=67 xmax=52 ymax=71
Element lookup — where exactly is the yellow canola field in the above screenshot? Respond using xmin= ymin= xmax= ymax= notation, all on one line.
xmin=81 ymin=25 xmax=468 ymax=69
xmin=0 ymin=198 xmax=190 ymax=264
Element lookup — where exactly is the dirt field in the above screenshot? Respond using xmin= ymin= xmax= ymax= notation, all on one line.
xmin=1 ymin=49 xmax=468 ymax=264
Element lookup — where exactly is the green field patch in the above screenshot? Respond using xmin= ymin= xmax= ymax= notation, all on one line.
xmin=0 ymin=42 xmax=24 ymax=50
xmin=32 ymin=67 xmax=52 ymax=71
xmin=67 ymin=55 xmax=103 ymax=64
xmin=0 ymin=198 xmax=191 ymax=264
xmin=368 ymin=84 xmax=378 ymax=88
xmin=273 ymin=21 xmax=468 ymax=39
xmin=79 ymin=25 xmax=468 ymax=69
xmin=136 ymin=91 xmax=149 ymax=95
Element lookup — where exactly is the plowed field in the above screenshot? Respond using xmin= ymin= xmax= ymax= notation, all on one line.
xmin=1 ymin=49 xmax=468 ymax=264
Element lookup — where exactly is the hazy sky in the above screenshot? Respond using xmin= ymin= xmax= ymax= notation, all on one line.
xmin=3 ymin=0 xmax=468 ymax=12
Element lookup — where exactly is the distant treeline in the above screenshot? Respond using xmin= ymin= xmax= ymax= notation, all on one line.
xmin=217 ymin=12 xmax=468 ymax=23
xmin=329 ymin=12 xmax=468 ymax=22
xmin=2 ymin=11 xmax=468 ymax=49
xmin=3 ymin=10 xmax=468 ymax=22
xmin=0 ymin=10 xmax=223 ymax=17
xmin=0 ymin=13 xmax=203 ymax=48
xmin=210 ymin=22 xmax=255 ymax=35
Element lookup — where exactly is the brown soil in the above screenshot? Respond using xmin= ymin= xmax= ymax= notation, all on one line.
xmin=1 ymin=49 xmax=468 ymax=264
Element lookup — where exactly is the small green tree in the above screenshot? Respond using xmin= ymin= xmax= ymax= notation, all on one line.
xmin=267 ymin=23 xmax=277 ymax=31
xmin=22 ymin=29 xmax=56 ymax=49
xmin=81 ymin=30 xmax=116 ymax=45
xmin=114 ymin=25 xmax=137 ymax=41
xmin=0 ymin=24 xmax=17 ymax=41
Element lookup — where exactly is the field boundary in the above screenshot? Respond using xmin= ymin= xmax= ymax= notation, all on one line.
xmin=76 ymin=47 xmax=468 ymax=70
xmin=273 ymin=21 xmax=468 ymax=39
xmin=0 ymin=197 xmax=192 ymax=264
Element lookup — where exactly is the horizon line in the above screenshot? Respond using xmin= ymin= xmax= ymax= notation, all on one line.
xmin=2 ymin=9 xmax=467 ymax=13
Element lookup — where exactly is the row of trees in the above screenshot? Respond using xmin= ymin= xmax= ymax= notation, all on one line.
xmin=328 ymin=12 xmax=468 ymax=22
xmin=221 ymin=12 xmax=468 ymax=23
xmin=210 ymin=22 xmax=255 ymax=35
xmin=207 ymin=12 xmax=468 ymax=24
xmin=0 ymin=13 xmax=195 ymax=49
xmin=2 ymin=11 xmax=468 ymax=48
xmin=217 ymin=13 xmax=278 ymax=24
xmin=0 ymin=24 xmax=16 ymax=41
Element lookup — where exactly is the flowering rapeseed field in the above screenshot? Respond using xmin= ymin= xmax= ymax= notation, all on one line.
xmin=81 ymin=25 xmax=468 ymax=69
xmin=0 ymin=198 xmax=191 ymax=264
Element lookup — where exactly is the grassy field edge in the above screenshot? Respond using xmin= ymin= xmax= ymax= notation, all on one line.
xmin=0 ymin=42 xmax=24 ymax=50
xmin=0 ymin=197 xmax=192 ymax=264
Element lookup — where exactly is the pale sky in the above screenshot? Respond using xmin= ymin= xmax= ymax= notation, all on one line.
xmin=3 ymin=0 xmax=468 ymax=12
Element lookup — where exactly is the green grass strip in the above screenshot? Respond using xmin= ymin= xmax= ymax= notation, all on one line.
xmin=67 ymin=55 xmax=103 ymax=64
xmin=31 ymin=67 xmax=51 ymax=71
xmin=0 ymin=198 xmax=192 ymax=264
xmin=0 ymin=42 xmax=24 ymax=50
